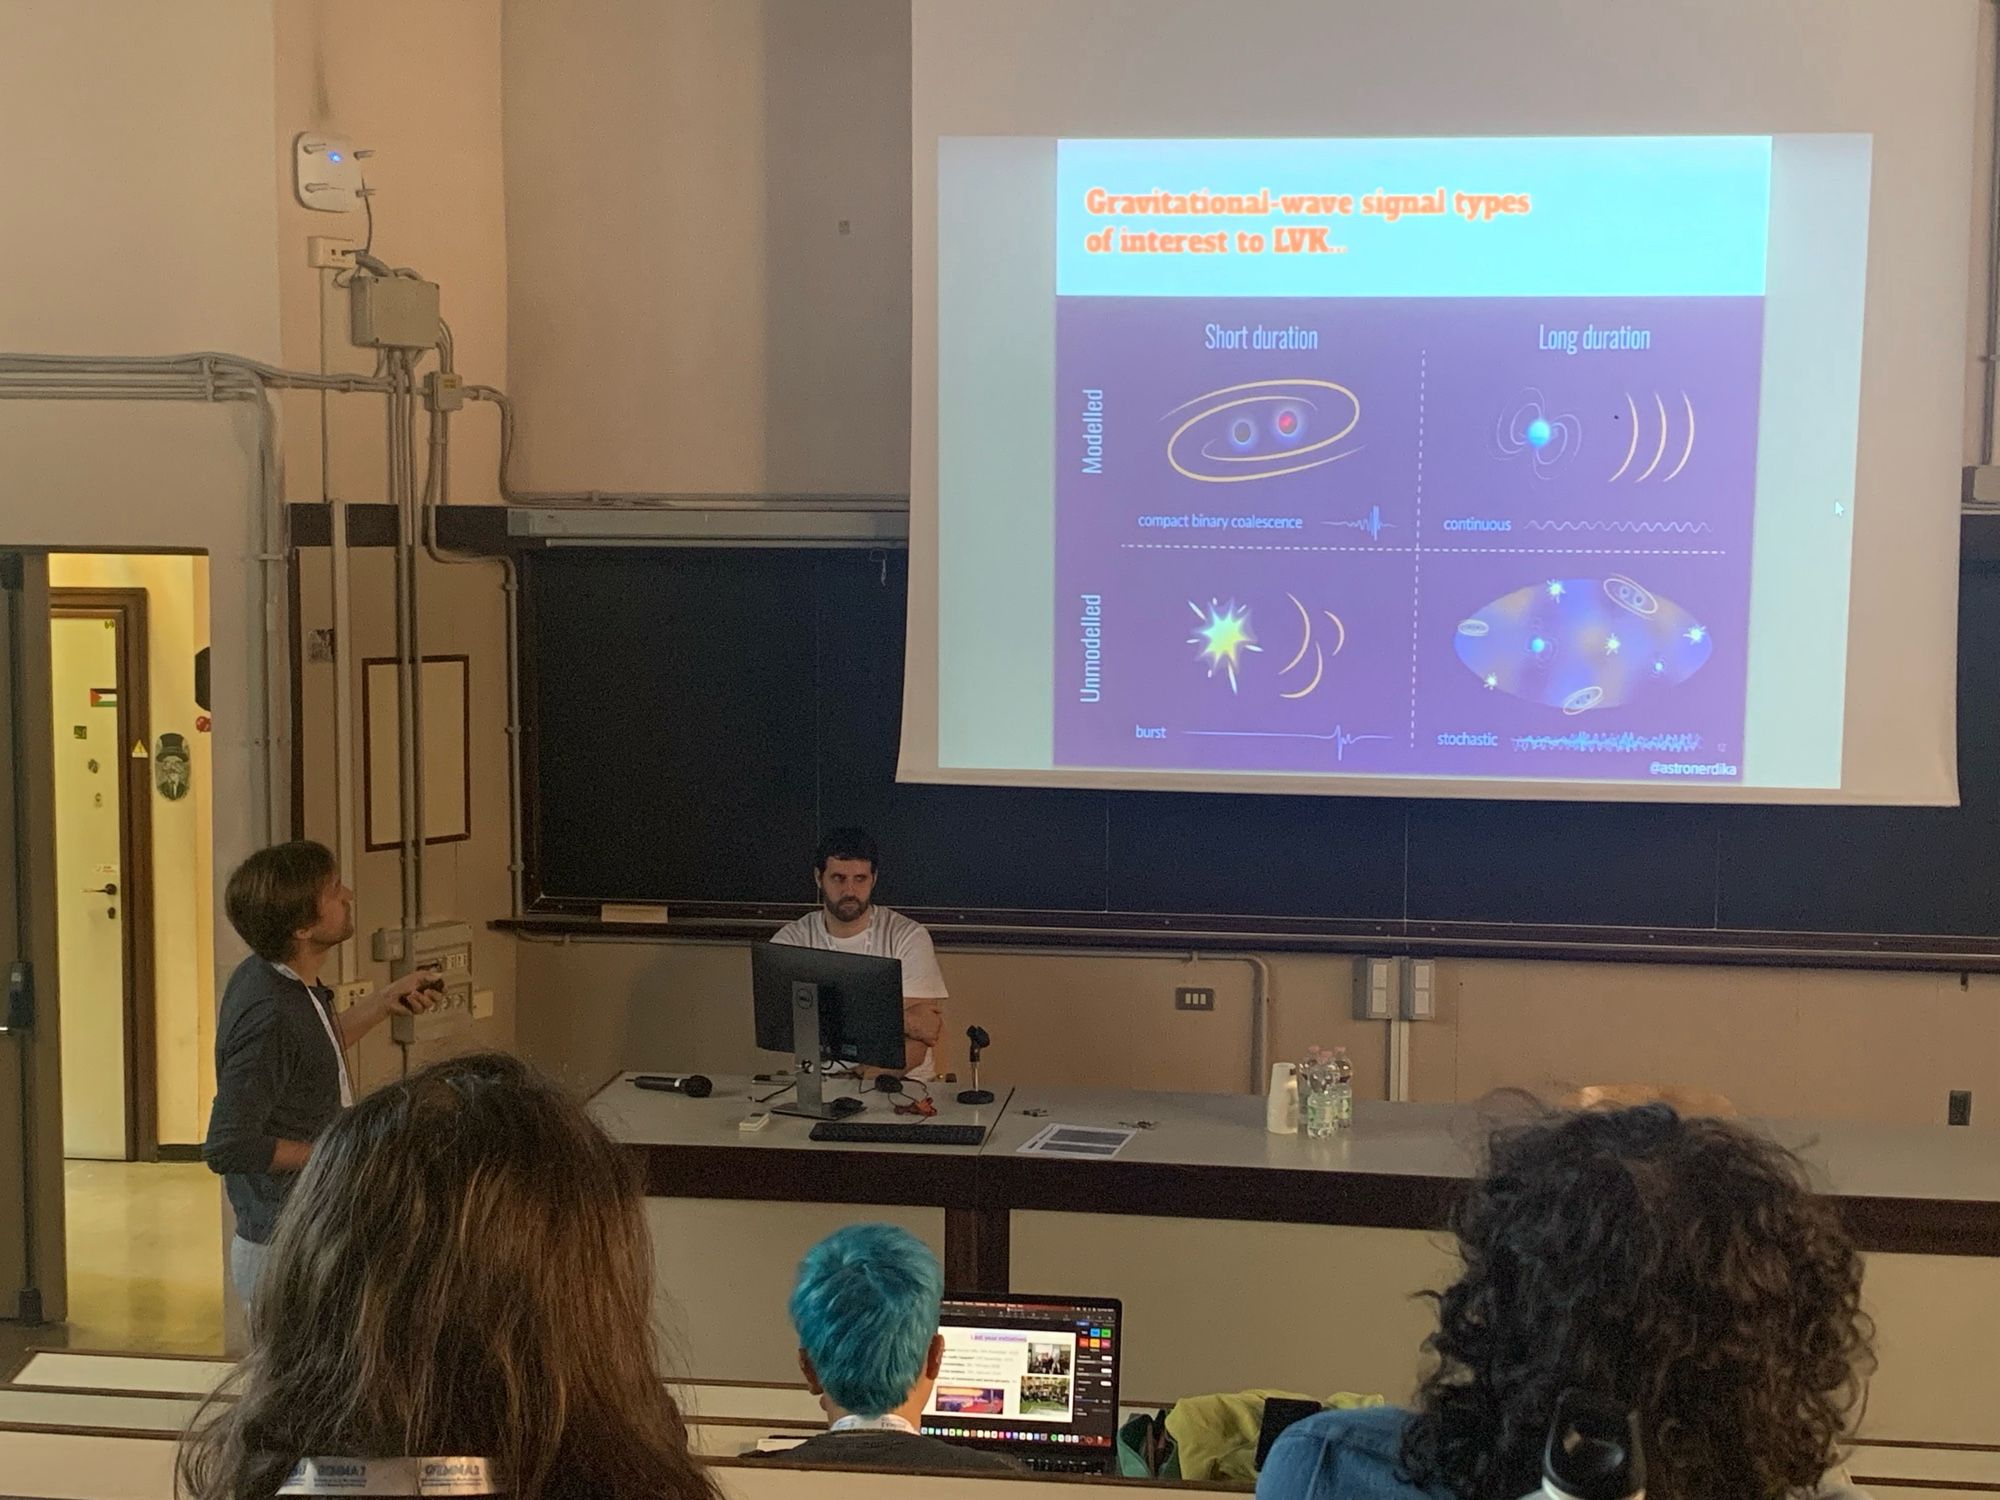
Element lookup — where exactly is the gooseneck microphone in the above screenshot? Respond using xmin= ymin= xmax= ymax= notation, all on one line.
xmin=633 ymin=1073 xmax=714 ymax=1098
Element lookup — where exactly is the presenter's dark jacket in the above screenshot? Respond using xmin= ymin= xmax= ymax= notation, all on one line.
xmin=202 ymin=954 xmax=344 ymax=1245
xmin=752 ymin=1432 xmax=1024 ymax=1473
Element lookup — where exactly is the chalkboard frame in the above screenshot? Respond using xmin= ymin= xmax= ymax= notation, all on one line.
xmin=495 ymin=514 xmax=2000 ymax=973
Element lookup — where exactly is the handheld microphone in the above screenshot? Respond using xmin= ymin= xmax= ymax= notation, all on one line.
xmin=633 ymin=1073 xmax=713 ymax=1099
xmin=957 ymin=1026 xmax=994 ymax=1106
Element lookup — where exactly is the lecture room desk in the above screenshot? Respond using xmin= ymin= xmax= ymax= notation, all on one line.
xmin=587 ymin=1072 xmax=2000 ymax=1289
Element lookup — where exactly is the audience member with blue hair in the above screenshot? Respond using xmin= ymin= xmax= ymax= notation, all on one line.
xmin=761 ymin=1224 xmax=1021 ymax=1472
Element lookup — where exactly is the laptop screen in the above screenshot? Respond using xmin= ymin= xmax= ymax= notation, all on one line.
xmin=920 ymin=1294 xmax=1121 ymax=1456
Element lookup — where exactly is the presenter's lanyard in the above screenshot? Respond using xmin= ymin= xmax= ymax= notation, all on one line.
xmin=273 ymin=962 xmax=353 ymax=1108
xmin=279 ymin=1457 xmax=504 ymax=1495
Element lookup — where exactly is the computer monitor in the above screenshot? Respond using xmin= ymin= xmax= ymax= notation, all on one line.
xmin=750 ymin=943 xmax=906 ymax=1120
xmin=920 ymin=1293 xmax=1123 ymax=1475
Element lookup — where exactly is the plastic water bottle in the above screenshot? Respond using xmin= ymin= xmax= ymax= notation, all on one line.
xmin=1301 ymin=1047 xmax=1351 ymax=1138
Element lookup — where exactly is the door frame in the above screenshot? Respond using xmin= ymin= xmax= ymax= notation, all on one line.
xmin=50 ymin=589 xmax=157 ymax=1162
xmin=2 ymin=550 xmax=65 ymax=1324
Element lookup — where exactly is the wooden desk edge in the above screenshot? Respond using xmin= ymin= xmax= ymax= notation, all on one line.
xmin=625 ymin=1144 xmax=2000 ymax=1256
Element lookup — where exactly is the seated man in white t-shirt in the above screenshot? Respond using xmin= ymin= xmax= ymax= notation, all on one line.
xmin=771 ymin=828 xmax=947 ymax=1080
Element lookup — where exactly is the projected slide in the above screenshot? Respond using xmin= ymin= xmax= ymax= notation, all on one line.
xmin=934 ymin=134 xmax=1873 ymax=791
xmin=1055 ymin=138 xmax=1767 ymax=781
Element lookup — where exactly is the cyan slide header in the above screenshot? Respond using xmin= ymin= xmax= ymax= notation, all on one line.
xmin=1053 ymin=136 xmax=1772 ymax=299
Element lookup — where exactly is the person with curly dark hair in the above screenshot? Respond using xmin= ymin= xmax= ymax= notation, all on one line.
xmin=1258 ymin=1105 xmax=1875 ymax=1500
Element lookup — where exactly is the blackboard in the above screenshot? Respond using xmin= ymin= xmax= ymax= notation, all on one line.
xmin=517 ymin=544 xmax=2000 ymax=967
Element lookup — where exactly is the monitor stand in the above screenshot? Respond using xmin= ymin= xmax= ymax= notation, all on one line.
xmin=772 ymin=979 xmax=852 ymax=1121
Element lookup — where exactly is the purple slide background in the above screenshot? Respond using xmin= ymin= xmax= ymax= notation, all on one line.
xmin=1053 ymin=296 xmax=1764 ymax=781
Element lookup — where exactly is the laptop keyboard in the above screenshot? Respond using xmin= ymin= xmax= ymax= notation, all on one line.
xmin=1022 ymin=1453 xmax=1112 ymax=1474
xmin=807 ymin=1121 xmax=986 ymax=1146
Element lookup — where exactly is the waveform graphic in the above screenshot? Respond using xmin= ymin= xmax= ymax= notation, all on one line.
xmin=1330 ymin=725 xmax=1389 ymax=761
xmin=1184 ymin=723 xmax=1391 ymax=761
xmin=1325 ymin=504 xmax=1392 ymax=540
xmin=1525 ymin=519 xmax=1711 ymax=535
xmin=1511 ymin=732 xmax=1705 ymax=753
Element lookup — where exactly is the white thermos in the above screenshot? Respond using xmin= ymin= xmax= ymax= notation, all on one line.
xmin=1522 ymin=1392 xmax=1644 ymax=1500
xmin=1265 ymin=1061 xmax=1299 ymax=1133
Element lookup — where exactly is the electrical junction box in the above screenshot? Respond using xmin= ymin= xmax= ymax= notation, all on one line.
xmin=385 ymin=921 xmax=475 ymax=1045
xmin=350 ymin=274 xmax=441 ymax=349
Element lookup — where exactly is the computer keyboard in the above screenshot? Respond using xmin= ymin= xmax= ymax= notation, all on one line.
xmin=1022 ymin=1453 xmax=1113 ymax=1475
xmin=807 ymin=1121 xmax=987 ymax=1146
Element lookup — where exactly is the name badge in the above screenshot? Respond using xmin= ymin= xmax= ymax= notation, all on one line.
xmin=279 ymin=1457 xmax=503 ymax=1495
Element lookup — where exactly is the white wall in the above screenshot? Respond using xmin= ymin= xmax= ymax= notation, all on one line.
xmin=1 ymin=3 xmax=279 ymax=1320
xmin=0 ymin=0 xmax=284 ymax=1008
xmin=517 ymin=939 xmax=2000 ymax=1128
xmin=501 ymin=1 xmax=2000 ymax=479
xmin=503 ymin=0 xmax=911 ymax=495
xmin=1 ymin=0 xmax=516 ymax=1118
xmin=294 ymin=548 xmax=519 ymax=1075
xmin=274 ymin=0 xmax=508 ymax=506
xmin=274 ymin=0 xmax=517 ymax=1088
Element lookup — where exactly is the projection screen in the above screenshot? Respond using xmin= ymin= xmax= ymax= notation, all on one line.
xmin=903 ymin=0 xmax=1979 ymax=804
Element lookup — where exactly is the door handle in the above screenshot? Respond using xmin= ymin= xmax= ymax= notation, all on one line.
xmin=85 ymin=883 xmax=117 ymax=896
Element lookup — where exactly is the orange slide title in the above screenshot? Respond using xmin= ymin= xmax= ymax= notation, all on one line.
xmin=1080 ymin=186 xmax=1533 ymax=255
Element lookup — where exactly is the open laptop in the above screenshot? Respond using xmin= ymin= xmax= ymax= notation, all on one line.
xmin=920 ymin=1293 xmax=1123 ymax=1475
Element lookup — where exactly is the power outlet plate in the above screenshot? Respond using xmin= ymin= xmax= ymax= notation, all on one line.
xmin=1175 ymin=986 xmax=1216 ymax=1012
xmin=1949 ymin=1089 xmax=1973 ymax=1126
xmin=389 ymin=988 xmax=471 ymax=1045
xmin=1400 ymin=958 xmax=1437 ymax=1021
xmin=379 ymin=921 xmax=476 ymax=1045
xmin=308 ymin=236 xmax=357 ymax=270
xmin=1353 ymin=956 xmax=1395 ymax=1020
xmin=331 ymin=980 xmax=371 ymax=1013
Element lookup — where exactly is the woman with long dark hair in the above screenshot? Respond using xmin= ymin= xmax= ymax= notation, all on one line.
xmin=179 ymin=1052 xmax=717 ymax=1500
xmin=1259 ymin=1104 xmax=1875 ymax=1500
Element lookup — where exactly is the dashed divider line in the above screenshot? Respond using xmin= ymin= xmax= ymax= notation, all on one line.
xmin=1121 ymin=543 xmax=1417 ymax=553
xmin=1411 ymin=350 xmax=1424 ymax=748
xmin=1118 ymin=544 xmax=1725 ymax=557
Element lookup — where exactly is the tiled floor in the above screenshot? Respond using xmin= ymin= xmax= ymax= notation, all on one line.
xmin=0 ymin=1160 xmax=225 ymax=1374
